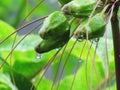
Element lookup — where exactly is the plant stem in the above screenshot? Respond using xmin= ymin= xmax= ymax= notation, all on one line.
xmin=111 ymin=1 xmax=120 ymax=90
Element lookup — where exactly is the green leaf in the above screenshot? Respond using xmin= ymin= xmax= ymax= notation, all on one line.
xmin=12 ymin=49 xmax=55 ymax=78
xmin=0 ymin=58 xmax=36 ymax=90
xmin=12 ymin=35 xmax=57 ymax=78
xmin=57 ymin=60 xmax=105 ymax=90
xmin=51 ymin=39 xmax=101 ymax=82
xmin=34 ymin=77 xmax=52 ymax=90
xmin=0 ymin=34 xmax=57 ymax=79
xmin=0 ymin=73 xmax=16 ymax=90
xmin=0 ymin=20 xmax=15 ymax=47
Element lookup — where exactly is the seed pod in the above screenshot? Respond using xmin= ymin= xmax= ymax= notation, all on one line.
xmin=62 ymin=0 xmax=96 ymax=18
xmin=58 ymin=0 xmax=72 ymax=6
xmin=35 ymin=30 xmax=70 ymax=54
xmin=39 ymin=11 xmax=69 ymax=40
xmin=74 ymin=14 xmax=106 ymax=39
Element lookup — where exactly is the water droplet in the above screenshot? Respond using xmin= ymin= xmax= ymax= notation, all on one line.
xmin=56 ymin=48 xmax=59 ymax=51
xmin=89 ymin=39 xmax=93 ymax=42
xmin=36 ymin=53 xmax=42 ymax=59
xmin=93 ymin=38 xmax=99 ymax=42
xmin=78 ymin=39 xmax=83 ymax=42
xmin=78 ymin=58 xmax=82 ymax=63
xmin=78 ymin=60 xmax=82 ymax=63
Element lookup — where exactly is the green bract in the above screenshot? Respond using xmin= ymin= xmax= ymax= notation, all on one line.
xmin=74 ymin=14 xmax=106 ymax=39
xmin=62 ymin=0 xmax=96 ymax=18
xmin=58 ymin=0 xmax=72 ymax=6
xmin=35 ymin=30 xmax=69 ymax=53
xmin=39 ymin=11 xmax=69 ymax=40
xmin=35 ymin=11 xmax=70 ymax=53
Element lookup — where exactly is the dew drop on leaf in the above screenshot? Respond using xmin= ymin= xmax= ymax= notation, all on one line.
xmin=78 ymin=59 xmax=82 ymax=63
xmin=93 ymin=38 xmax=99 ymax=42
xmin=36 ymin=53 xmax=42 ymax=59
xmin=78 ymin=60 xmax=82 ymax=63
xmin=56 ymin=48 xmax=59 ymax=51
xmin=78 ymin=39 xmax=83 ymax=42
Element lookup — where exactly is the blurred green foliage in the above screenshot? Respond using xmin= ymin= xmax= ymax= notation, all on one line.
xmin=0 ymin=0 xmax=59 ymax=28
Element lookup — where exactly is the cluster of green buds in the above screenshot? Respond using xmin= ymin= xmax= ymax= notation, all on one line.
xmin=60 ymin=0 xmax=106 ymax=39
xmin=35 ymin=0 xmax=107 ymax=54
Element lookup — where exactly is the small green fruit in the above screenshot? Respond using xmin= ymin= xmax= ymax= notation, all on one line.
xmin=74 ymin=14 xmax=106 ymax=39
xmin=35 ymin=30 xmax=70 ymax=53
xmin=62 ymin=0 xmax=96 ymax=18
xmin=39 ymin=11 xmax=69 ymax=40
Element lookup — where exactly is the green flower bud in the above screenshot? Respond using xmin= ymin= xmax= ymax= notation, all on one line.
xmin=35 ymin=30 xmax=70 ymax=53
xmin=39 ymin=11 xmax=69 ymax=40
xmin=62 ymin=0 xmax=96 ymax=18
xmin=74 ymin=14 xmax=106 ymax=39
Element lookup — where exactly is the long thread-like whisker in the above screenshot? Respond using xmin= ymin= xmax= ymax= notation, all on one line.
xmin=0 ymin=16 xmax=46 ymax=45
xmin=34 ymin=49 xmax=62 ymax=90
xmin=103 ymin=1 xmax=117 ymax=89
xmin=20 ymin=0 xmax=45 ymax=25
xmin=70 ymin=40 xmax=87 ymax=90
xmin=56 ymin=39 xmax=78 ymax=90
xmin=9 ymin=33 xmax=18 ymax=88
xmin=50 ymin=44 xmax=68 ymax=90
xmin=85 ymin=0 xmax=101 ymax=40
xmin=85 ymin=40 xmax=93 ymax=90
xmin=90 ymin=40 xmax=99 ymax=90
xmin=50 ymin=19 xmax=82 ymax=90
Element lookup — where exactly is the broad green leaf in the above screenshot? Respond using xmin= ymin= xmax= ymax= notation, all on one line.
xmin=34 ymin=77 xmax=52 ymax=90
xmin=0 ymin=58 xmax=36 ymax=90
xmin=0 ymin=34 xmax=56 ymax=78
xmin=12 ymin=49 xmax=56 ymax=78
xmin=57 ymin=60 xmax=105 ymax=90
xmin=51 ymin=39 xmax=101 ymax=82
xmin=0 ymin=20 xmax=15 ymax=47
xmin=0 ymin=73 xmax=17 ymax=90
